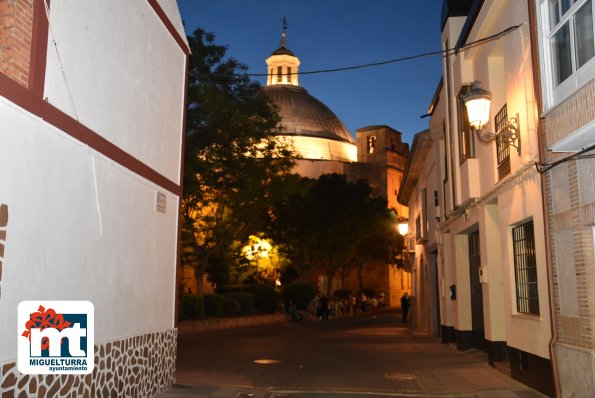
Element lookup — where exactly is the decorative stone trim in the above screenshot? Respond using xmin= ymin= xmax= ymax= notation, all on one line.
xmin=559 ymin=316 xmax=581 ymax=340
xmin=581 ymin=202 xmax=595 ymax=226
xmin=0 ymin=328 xmax=176 ymax=397
xmin=551 ymin=209 xmax=573 ymax=231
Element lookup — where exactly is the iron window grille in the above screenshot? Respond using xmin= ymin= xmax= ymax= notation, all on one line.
xmin=495 ymin=104 xmax=511 ymax=180
xmin=512 ymin=221 xmax=540 ymax=315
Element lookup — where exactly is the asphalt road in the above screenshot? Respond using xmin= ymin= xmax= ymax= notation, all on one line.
xmin=157 ymin=310 xmax=547 ymax=398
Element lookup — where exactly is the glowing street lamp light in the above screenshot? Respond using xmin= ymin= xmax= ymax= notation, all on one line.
xmin=463 ymin=81 xmax=492 ymax=130
xmin=398 ymin=223 xmax=409 ymax=236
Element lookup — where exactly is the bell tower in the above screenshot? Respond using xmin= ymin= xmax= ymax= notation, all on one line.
xmin=266 ymin=17 xmax=300 ymax=86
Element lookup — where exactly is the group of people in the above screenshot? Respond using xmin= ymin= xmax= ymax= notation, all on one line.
xmin=287 ymin=291 xmax=412 ymax=323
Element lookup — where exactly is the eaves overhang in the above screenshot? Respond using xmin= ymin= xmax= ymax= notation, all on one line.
xmin=454 ymin=0 xmax=485 ymax=50
xmin=441 ymin=0 xmax=473 ymax=32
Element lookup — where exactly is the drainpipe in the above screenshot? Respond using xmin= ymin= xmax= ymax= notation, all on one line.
xmin=527 ymin=0 xmax=560 ymax=395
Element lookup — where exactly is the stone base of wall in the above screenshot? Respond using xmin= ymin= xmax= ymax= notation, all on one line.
xmin=0 ymin=328 xmax=176 ymax=397
xmin=178 ymin=313 xmax=286 ymax=335
xmin=556 ymin=343 xmax=595 ymax=398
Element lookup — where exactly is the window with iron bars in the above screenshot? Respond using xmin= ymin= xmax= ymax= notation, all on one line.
xmin=495 ymin=104 xmax=511 ymax=180
xmin=512 ymin=220 xmax=540 ymax=315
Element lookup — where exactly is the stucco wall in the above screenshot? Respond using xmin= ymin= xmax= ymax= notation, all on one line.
xmin=0 ymin=97 xmax=179 ymax=361
xmin=43 ymin=0 xmax=186 ymax=184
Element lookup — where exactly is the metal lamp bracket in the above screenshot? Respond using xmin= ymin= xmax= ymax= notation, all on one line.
xmin=474 ymin=113 xmax=520 ymax=156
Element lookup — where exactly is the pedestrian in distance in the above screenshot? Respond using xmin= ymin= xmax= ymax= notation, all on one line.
xmin=288 ymin=300 xmax=303 ymax=323
xmin=370 ymin=296 xmax=378 ymax=317
xmin=319 ymin=294 xmax=330 ymax=320
xmin=401 ymin=292 xmax=411 ymax=323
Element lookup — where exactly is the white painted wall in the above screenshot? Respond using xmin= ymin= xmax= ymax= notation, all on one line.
xmin=43 ymin=0 xmax=186 ymax=184
xmin=498 ymin=174 xmax=551 ymax=359
xmin=0 ymin=98 xmax=179 ymax=361
xmin=156 ymin=0 xmax=189 ymax=47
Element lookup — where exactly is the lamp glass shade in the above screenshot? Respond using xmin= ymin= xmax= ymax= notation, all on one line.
xmin=465 ymin=97 xmax=491 ymax=129
xmin=398 ymin=223 xmax=409 ymax=236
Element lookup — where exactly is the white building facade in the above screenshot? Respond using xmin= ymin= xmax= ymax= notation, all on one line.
xmin=0 ymin=0 xmax=187 ymax=396
xmin=400 ymin=1 xmax=555 ymax=395
xmin=398 ymin=128 xmax=441 ymax=336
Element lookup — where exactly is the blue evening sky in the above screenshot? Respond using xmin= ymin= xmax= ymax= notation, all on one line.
xmin=177 ymin=0 xmax=445 ymax=145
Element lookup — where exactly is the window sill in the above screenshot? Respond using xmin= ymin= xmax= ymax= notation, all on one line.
xmin=511 ymin=313 xmax=541 ymax=321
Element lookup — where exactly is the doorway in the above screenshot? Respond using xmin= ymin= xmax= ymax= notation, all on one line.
xmin=468 ymin=231 xmax=486 ymax=351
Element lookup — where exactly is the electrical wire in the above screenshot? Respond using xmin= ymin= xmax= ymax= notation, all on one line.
xmin=43 ymin=0 xmax=103 ymax=237
xmin=197 ymin=24 xmax=523 ymax=81
xmin=535 ymin=144 xmax=595 ymax=174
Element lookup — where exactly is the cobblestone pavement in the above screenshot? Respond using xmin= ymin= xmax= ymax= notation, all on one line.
xmin=156 ymin=310 xmax=547 ymax=398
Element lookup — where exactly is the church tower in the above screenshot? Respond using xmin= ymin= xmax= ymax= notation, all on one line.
xmin=266 ymin=18 xmax=300 ymax=86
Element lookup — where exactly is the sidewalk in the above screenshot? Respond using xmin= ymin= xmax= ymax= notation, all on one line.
xmin=156 ymin=309 xmax=548 ymax=398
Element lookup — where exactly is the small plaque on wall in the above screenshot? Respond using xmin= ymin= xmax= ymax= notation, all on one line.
xmin=156 ymin=192 xmax=166 ymax=213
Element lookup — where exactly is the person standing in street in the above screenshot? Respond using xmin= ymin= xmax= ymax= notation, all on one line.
xmin=400 ymin=292 xmax=411 ymax=323
xmin=319 ymin=294 xmax=330 ymax=320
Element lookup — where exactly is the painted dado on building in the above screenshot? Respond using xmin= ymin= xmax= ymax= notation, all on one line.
xmin=0 ymin=0 xmax=188 ymax=396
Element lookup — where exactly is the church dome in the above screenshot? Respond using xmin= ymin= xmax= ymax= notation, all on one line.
xmin=264 ymin=21 xmax=357 ymax=162
xmin=264 ymin=85 xmax=355 ymax=144
xmin=271 ymin=46 xmax=295 ymax=56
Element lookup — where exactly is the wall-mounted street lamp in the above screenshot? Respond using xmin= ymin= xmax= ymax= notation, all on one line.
xmin=463 ymin=81 xmax=521 ymax=155
xmin=395 ymin=221 xmax=411 ymax=270
xmin=397 ymin=222 xmax=409 ymax=237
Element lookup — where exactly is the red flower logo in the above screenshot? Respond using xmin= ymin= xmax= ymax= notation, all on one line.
xmin=21 ymin=305 xmax=72 ymax=350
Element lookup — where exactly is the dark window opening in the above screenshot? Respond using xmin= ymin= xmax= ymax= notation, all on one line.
xmin=512 ymin=221 xmax=540 ymax=315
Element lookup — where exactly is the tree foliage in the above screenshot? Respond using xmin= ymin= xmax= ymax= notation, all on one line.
xmin=268 ymin=173 xmax=404 ymax=295
xmin=181 ymin=28 xmax=295 ymax=294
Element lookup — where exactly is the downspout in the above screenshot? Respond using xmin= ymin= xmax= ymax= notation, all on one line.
xmin=527 ymin=0 xmax=560 ymax=396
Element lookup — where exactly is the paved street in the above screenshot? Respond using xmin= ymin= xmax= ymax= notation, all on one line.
xmin=157 ymin=310 xmax=547 ymax=398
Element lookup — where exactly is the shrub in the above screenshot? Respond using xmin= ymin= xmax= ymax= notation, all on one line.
xmin=179 ymin=294 xmax=204 ymax=320
xmin=216 ymin=284 xmax=244 ymax=295
xmin=224 ymin=292 xmax=255 ymax=315
xmin=244 ymin=284 xmax=280 ymax=314
xmin=222 ymin=297 xmax=242 ymax=317
xmin=283 ymin=281 xmax=316 ymax=311
xmin=203 ymin=294 xmax=226 ymax=317
xmin=333 ymin=289 xmax=351 ymax=300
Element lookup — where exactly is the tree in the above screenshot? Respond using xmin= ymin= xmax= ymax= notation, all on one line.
xmin=268 ymin=173 xmax=403 ymax=295
xmin=181 ymin=28 xmax=295 ymax=294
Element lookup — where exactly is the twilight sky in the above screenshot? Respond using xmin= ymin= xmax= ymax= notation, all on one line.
xmin=177 ymin=0 xmax=445 ymax=145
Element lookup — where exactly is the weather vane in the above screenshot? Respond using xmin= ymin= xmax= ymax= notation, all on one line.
xmin=281 ymin=16 xmax=287 ymax=47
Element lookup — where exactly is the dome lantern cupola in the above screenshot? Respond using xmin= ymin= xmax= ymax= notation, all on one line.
xmin=266 ymin=17 xmax=300 ymax=86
